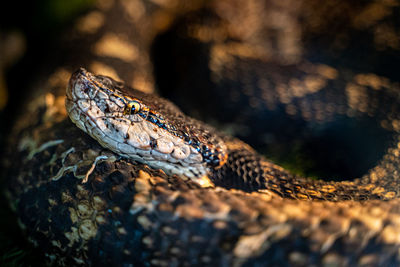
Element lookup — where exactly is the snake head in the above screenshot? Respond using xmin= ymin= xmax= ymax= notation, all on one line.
xmin=66 ymin=68 xmax=227 ymax=180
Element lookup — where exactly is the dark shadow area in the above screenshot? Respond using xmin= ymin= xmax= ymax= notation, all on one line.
xmin=0 ymin=194 xmax=46 ymax=266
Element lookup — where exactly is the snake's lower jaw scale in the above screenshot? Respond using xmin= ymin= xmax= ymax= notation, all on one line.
xmin=195 ymin=175 xmax=215 ymax=188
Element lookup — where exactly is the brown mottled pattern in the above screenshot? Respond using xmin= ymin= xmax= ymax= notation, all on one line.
xmin=3 ymin=0 xmax=400 ymax=266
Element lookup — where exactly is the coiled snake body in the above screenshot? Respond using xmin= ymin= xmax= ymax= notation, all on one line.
xmin=4 ymin=0 xmax=400 ymax=266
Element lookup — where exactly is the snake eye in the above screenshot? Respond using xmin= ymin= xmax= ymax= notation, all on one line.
xmin=124 ymin=100 xmax=141 ymax=115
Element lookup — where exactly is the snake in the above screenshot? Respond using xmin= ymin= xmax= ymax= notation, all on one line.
xmin=3 ymin=0 xmax=400 ymax=266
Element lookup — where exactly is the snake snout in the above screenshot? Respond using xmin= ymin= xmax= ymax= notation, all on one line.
xmin=66 ymin=68 xmax=92 ymax=101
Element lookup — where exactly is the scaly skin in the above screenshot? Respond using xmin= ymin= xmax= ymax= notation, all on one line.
xmin=3 ymin=0 xmax=400 ymax=266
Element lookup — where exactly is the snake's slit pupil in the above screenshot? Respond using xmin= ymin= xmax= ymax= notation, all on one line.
xmin=126 ymin=100 xmax=141 ymax=115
